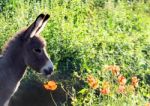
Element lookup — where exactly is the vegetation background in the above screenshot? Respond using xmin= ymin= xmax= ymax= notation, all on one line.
xmin=0 ymin=0 xmax=149 ymax=106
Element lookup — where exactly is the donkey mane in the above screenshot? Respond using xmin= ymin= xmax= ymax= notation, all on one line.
xmin=2 ymin=29 xmax=46 ymax=57
xmin=2 ymin=30 xmax=25 ymax=56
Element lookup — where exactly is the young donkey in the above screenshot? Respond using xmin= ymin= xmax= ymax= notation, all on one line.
xmin=0 ymin=14 xmax=54 ymax=106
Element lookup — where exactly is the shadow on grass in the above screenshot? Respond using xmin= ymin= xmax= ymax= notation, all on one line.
xmin=9 ymin=74 xmax=72 ymax=106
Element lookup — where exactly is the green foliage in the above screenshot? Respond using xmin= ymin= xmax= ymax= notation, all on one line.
xmin=0 ymin=0 xmax=150 ymax=105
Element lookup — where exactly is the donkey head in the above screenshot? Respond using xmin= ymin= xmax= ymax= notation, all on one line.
xmin=22 ymin=14 xmax=53 ymax=76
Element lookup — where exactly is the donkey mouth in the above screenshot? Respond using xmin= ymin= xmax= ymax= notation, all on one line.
xmin=43 ymin=68 xmax=53 ymax=76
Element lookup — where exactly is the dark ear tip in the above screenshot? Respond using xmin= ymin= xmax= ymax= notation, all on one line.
xmin=37 ymin=14 xmax=45 ymax=19
xmin=44 ymin=14 xmax=50 ymax=20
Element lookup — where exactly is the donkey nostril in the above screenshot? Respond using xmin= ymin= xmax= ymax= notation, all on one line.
xmin=44 ymin=68 xmax=53 ymax=75
xmin=49 ymin=67 xmax=53 ymax=73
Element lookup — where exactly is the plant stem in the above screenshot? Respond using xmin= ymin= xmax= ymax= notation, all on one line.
xmin=50 ymin=92 xmax=57 ymax=106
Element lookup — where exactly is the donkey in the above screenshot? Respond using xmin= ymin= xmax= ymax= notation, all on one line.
xmin=0 ymin=14 xmax=54 ymax=106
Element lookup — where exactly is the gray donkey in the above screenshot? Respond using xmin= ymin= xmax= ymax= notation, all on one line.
xmin=0 ymin=14 xmax=54 ymax=106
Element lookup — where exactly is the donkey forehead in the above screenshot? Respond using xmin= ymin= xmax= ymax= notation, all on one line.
xmin=28 ymin=36 xmax=46 ymax=48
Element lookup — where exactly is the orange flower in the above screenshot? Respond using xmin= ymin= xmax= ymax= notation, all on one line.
xmin=131 ymin=76 xmax=139 ymax=87
xmin=100 ymin=88 xmax=110 ymax=95
xmin=87 ymin=75 xmax=96 ymax=83
xmin=145 ymin=102 xmax=150 ymax=106
xmin=102 ymin=81 xmax=110 ymax=89
xmin=91 ymin=81 xmax=99 ymax=89
xmin=87 ymin=75 xmax=99 ymax=89
xmin=44 ymin=81 xmax=57 ymax=91
xmin=106 ymin=65 xmax=120 ymax=76
xmin=117 ymin=85 xmax=125 ymax=93
xmin=118 ymin=75 xmax=126 ymax=85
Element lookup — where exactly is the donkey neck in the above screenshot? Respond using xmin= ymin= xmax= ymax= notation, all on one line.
xmin=3 ymin=35 xmax=27 ymax=80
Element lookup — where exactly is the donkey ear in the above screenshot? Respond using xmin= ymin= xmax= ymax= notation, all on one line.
xmin=24 ymin=14 xmax=45 ymax=39
xmin=35 ymin=14 xmax=50 ymax=35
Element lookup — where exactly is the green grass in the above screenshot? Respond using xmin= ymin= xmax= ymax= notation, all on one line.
xmin=0 ymin=0 xmax=150 ymax=106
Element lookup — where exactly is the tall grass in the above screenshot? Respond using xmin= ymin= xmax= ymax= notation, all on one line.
xmin=0 ymin=0 xmax=149 ymax=105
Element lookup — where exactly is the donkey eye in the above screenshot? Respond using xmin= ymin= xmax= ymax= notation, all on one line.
xmin=33 ymin=48 xmax=42 ymax=53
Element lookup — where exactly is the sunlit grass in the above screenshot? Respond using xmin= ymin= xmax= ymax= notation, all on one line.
xmin=0 ymin=0 xmax=149 ymax=105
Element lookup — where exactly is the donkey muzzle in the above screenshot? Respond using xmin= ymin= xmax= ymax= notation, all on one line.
xmin=43 ymin=67 xmax=53 ymax=75
xmin=41 ymin=60 xmax=54 ymax=76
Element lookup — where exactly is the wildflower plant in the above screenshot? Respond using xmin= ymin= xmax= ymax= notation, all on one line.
xmin=44 ymin=81 xmax=57 ymax=91
xmin=72 ymin=65 xmax=149 ymax=106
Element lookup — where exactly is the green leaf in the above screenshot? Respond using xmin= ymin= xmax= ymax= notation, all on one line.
xmin=78 ymin=88 xmax=88 ymax=94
